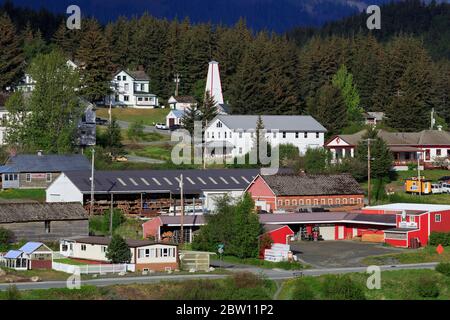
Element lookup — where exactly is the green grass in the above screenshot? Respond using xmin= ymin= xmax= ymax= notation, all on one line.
xmin=216 ymin=255 xmax=307 ymax=270
xmin=0 ymin=189 xmax=45 ymax=202
xmin=278 ymin=269 xmax=450 ymax=300
xmin=395 ymin=170 xmax=450 ymax=185
xmin=53 ymin=258 xmax=87 ymax=266
xmin=0 ymin=268 xmax=71 ymax=283
xmin=96 ymin=108 xmax=169 ymax=126
xmin=362 ymin=246 xmax=450 ymax=265
xmin=131 ymin=144 xmax=173 ymax=161
xmin=113 ymin=218 xmax=143 ymax=239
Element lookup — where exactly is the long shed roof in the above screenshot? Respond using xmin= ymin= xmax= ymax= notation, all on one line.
xmin=63 ymin=169 xmax=260 ymax=194
xmin=0 ymin=202 xmax=88 ymax=223
xmin=2 ymin=154 xmax=91 ymax=173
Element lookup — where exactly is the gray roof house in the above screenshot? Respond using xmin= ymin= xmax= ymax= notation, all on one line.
xmin=204 ymin=115 xmax=327 ymax=158
xmin=0 ymin=153 xmax=91 ymax=189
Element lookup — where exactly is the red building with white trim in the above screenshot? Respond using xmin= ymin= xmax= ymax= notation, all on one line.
xmin=361 ymin=203 xmax=450 ymax=248
xmin=246 ymin=173 xmax=365 ymax=212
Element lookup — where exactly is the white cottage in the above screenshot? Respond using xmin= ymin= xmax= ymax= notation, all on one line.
xmin=107 ymin=69 xmax=159 ymax=108
xmin=204 ymin=115 xmax=327 ymax=158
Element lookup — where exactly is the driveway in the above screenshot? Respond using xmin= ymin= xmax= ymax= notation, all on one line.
xmin=291 ymin=240 xmax=407 ymax=268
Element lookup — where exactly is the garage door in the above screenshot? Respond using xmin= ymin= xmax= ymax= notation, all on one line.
xmin=319 ymin=226 xmax=335 ymax=240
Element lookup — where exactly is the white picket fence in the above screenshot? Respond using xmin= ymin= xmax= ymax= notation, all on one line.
xmin=52 ymin=262 xmax=133 ymax=274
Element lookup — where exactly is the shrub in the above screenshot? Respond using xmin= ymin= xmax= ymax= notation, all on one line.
xmin=291 ymin=280 xmax=316 ymax=300
xmin=0 ymin=227 xmax=15 ymax=250
xmin=127 ymin=121 xmax=145 ymax=141
xmin=415 ymin=276 xmax=440 ymax=298
xmin=6 ymin=285 xmax=21 ymax=300
xmin=229 ymin=272 xmax=264 ymax=289
xmin=435 ymin=262 xmax=450 ymax=277
xmin=429 ymin=232 xmax=450 ymax=246
xmin=321 ymin=275 xmax=366 ymax=300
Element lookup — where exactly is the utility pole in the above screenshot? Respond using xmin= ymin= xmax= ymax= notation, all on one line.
xmin=366 ymin=138 xmax=376 ymax=206
xmin=174 ymin=73 xmax=180 ymax=96
xmin=90 ymin=148 xmax=95 ymax=215
xmin=109 ymin=192 xmax=114 ymax=235
xmin=180 ymin=174 xmax=184 ymax=245
xmin=417 ymin=151 xmax=422 ymax=196
xmin=203 ymin=120 xmax=208 ymax=170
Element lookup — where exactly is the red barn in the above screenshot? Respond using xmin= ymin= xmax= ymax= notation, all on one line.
xmin=262 ymin=224 xmax=295 ymax=245
xmin=246 ymin=173 xmax=365 ymax=212
xmin=362 ymin=204 xmax=450 ymax=248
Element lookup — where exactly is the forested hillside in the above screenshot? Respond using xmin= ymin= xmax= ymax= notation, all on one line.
xmin=1 ymin=0 xmax=449 ymax=134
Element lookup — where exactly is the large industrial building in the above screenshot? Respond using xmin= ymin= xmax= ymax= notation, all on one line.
xmin=46 ymin=168 xmax=260 ymax=215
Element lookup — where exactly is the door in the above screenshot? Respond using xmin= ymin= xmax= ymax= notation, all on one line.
xmin=338 ymin=226 xmax=345 ymax=240
xmin=319 ymin=226 xmax=335 ymax=240
xmin=169 ymin=118 xmax=175 ymax=127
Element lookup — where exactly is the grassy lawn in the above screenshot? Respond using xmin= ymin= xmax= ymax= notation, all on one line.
xmin=0 ymin=268 xmax=71 ymax=283
xmin=96 ymin=108 xmax=169 ymax=126
xmin=215 ymin=255 xmax=308 ymax=270
xmin=362 ymin=246 xmax=450 ymax=265
xmin=0 ymin=189 xmax=45 ymax=202
xmin=53 ymin=258 xmax=88 ymax=266
xmin=130 ymin=144 xmax=173 ymax=161
xmin=0 ymin=272 xmax=276 ymax=300
xmin=278 ymin=269 xmax=450 ymax=300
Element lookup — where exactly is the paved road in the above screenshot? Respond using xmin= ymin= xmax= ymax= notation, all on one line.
xmin=290 ymin=240 xmax=407 ymax=268
xmin=103 ymin=118 xmax=172 ymax=136
xmin=0 ymin=262 xmax=438 ymax=291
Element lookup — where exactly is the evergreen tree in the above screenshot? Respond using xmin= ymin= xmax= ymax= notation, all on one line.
xmin=251 ymin=115 xmax=268 ymax=165
xmin=199 ymin=91 xmax=218 ymax=128
xmin=0 ymin=13 xmax=23 ymax=90
xmin=303 ymin=148 xmax=332 ymax=174
xmin=307 ymin=83 xmax=347 ymax=136
xmin=102 ymin=117 xmax=123 ymax=156
xmin=181 ymin=105 xmax=200 ymax=136
xmin=355 ymin=129 xmax=393 ymax=179
xmin=105 ymin=234 xmax=131 ymax=264
xmin=76 ymin=19 xmax=113 ymax=102
xmin=5 ymin=50 xmax=81 ymax=153
xmin=332 ymin=65 xmax=363 ymax=123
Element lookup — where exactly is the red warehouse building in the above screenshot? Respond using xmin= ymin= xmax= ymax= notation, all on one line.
xmin=362 ymin=203 xmax=450 ymax=248
xmin=261 ymin=225 xmax=295 ymax=245
xmin=246 ymin=173 xmax=365 ymax=212
xmin=142 ymin=215 xmax=206 ymax=243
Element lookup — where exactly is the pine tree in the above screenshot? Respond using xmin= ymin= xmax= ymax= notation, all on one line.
xmin=76 ymin=19 xmax=113 ymax=102
xmin=200 ymin=91 xmax=218 ymax=128
xmin=105 ymin=234 xmax=131 ymax=264
xmin=0 ymin=13 xmax=24 ymax=90
xmin=307 ymin=83 xmax=347 ymax=136
xmin=53 ymin=20 xmax=81 ymax=60
xmin=251 ymin=115 xmax=268 ymax=165
xmin=103 ymin=117 xmax=123 ymax=156
xmin=181 ymin=105 xmax=200 ymax=135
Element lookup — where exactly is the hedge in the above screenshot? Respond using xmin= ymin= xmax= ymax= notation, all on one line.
xmin=429 ymin=232 xmax=450 ymax=247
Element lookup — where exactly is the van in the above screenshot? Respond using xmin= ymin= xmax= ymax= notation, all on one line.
xmin=431 ymin=184 xmax=443 ymax=194
xmin=442 ymin=183 xmax=450 ymax=194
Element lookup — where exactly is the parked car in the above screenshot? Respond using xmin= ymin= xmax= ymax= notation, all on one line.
xmin=95 ymin=117 xmax=108 ymax=125
xmin=155 ymin=123 xmax=168 ymax=130
xmin=442 ymin=183 xmax=450 ymax=194
xmin=431 ymin=183 xmax=443 ymax=194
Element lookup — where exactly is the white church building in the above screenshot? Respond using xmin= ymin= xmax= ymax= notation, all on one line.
xmin=204 ymin=115 xmax=327 ymax=158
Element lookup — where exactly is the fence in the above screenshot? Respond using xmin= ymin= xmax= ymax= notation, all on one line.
xmin=52 ymin=262 xmax=131 ymax=274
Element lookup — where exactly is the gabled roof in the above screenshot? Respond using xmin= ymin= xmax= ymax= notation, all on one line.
xmin=68 ymin=236 xmax=176 ymax=248
xmin=210 ymin=115 xmax=327 ymax=132
xmin=168 ymin=109 xmax=185 ymax=118
xmin=62 ymin=169 xmax=260 ymax=194
xmin=259 ymin=173 xmax=364 ymax=196
xmin=170 ymin=96 xmax=197 ymax=104
xmin=4 ymin=250 xmax=24 ymax=259
xmin=19 ymin=242 xmax=51 ymax=254
xmin=2 ymin=154 xmax=91 ymax=173
xmin=0 ymin=203 xmax=88 ymax=223
xmin=114 ymin=69 xmax=150 ymax=81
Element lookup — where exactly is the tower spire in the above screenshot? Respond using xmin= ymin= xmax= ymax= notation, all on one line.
xmin=205 ymin=61 xmax=224 ymax=106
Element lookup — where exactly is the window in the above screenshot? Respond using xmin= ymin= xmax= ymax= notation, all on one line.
xmin=316 ymin=132 xmax=320 ymax=139
xmin=138 ymin=97 xmax=143 ymax=101
xmin=306 ymin=199 xmax=311 ymax=205
xmin=282 ymin=132 xmax=286 ymax=138
xmin=321 ymin=199 xmax=326 ymax=205
xmin=123 ymin=76 xmax=127 ymax=81
xmin=101 ymin=246 xmax=107 ymax=253
xmin=304 ymin=132 xmax=308 ymax=138
xmin=207 ymin=132 xmax=210 ymax=139
xmin=285 ymin=200 xmax=290 ymax=206
xmin=218 ymin=132 xmax=221 ymax=139
xmin=336 ymin=198 xmax=340 ymax=205
xmin=141 ymin=83 xmax=145 ymax=91
xmin=343 ymin=198 xmax=348 ymax=204
xmin=62 ymin=245 xmax=68 ymax=252
xmin=278 ymin=200 xmax=283 ymax=206
xmin=295 ymin=132 xmax=299 ymax=138
xmin=81 ymin=244 xmax=86 ymax=251
xmin=46 ymin=173 xmax=52 ymax=182
xmin=292 ymin=199 xmax=297 ymax=206
xmin=162 ymin=248 xmax=169 ymax=257
xmin=225 ymin=132 xmax=227 ymax=138
xmin=26 ymin=173 xmax=31 ymax=182
xmin=239 ymin=147 xmax=242 ymax=154
xmin=124 ymin=83 xmax=129 ymax=91
xmin=357 ymin=198 xmax=362 ymax=204
xmin=124 ymin=95 xmax=129 ymax=102
xmin=44 ymin=221 xmax=50 ymax=233
xmin=216 ymin=122 xmax=222 ymax=128
xmin=435 ymin=214 xmax=441 ymax=223
xmin=212 ymin=132 xmax=215 ymax=139
xmin=230 ymin=132 xmax=232 ymax=138
xmin=350 ymin=198 xmax=355 ymax=204
xmin=299 ymin=199 xmax=304 ymax=205
xmin=273 ymin=132 xmax=277 ymax=138
xmin=239 ymin=132 xmax=243 ymax=138
xmin=328 ymin=198 xmax=333 ymax=205
xmin=436 ymin=149 xmax=442 ymax=156
xmin=314 ymin=199 xmax=319 ymax=205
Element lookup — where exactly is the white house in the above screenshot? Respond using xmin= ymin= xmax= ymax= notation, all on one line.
xmin=166 ymin=96 xmax=197 ymax=128
xmin=59 ymin=236 xmax=178 ymax=271
xmin=106 ymin=69 xmax=159 ymax=108
xmin=204 ymin=115 xmax=327 ymax=158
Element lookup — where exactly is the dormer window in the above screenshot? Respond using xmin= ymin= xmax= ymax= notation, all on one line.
xmin=216 ymin=122 xmax=222 ymax=128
